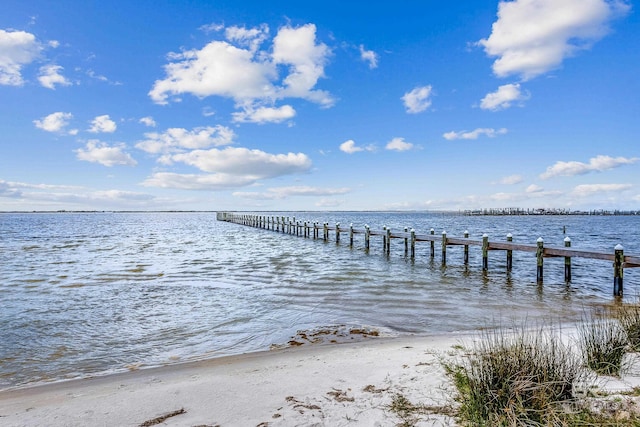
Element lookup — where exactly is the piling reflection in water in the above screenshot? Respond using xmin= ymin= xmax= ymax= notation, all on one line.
xmin=1 ymin=211 xmax=639 ymax=389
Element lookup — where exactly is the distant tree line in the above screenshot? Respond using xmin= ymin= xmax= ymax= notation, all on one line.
xmin=462 ymin=208 xmax=640 ymax=216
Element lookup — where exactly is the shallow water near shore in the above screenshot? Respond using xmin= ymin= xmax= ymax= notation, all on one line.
xmin=1 ymin=211 xmax=639 ymax=389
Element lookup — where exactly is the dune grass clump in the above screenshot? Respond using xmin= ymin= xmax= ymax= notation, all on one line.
xmin=445 ymin=325 xmax=582 ymax=426
xmin=578 ymin=312 xmax=629 ymax=377
xmin=614 ymin=301 xmax=640 ymax=352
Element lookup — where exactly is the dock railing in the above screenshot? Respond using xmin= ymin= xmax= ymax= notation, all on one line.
xmin=216 ymin=212 xmax=640 ymax=297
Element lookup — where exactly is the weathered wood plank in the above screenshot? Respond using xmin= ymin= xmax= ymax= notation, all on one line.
xmin=624 ymin=255 xmax=640 ymax=268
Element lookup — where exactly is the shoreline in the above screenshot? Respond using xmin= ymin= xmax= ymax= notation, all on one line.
xmin=0 ymin=333 xmax=467 ymax=426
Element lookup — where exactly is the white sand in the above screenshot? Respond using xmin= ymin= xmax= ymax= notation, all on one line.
xmin=5 ymin=330 xmax=640 ymax=427
xmin=0 ymin=334 xmax=468 ymax=427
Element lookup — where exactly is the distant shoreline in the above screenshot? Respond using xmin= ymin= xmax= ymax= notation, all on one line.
xmin=1 ymin=209 xmax=639 ymax=215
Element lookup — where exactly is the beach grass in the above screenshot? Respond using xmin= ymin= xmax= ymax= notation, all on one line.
xmin=444 ymin=323 xmax=582 ymax=426
xmin=614 ymin=300 xmax=640 ymax=352
xmin=444 ymin=312 xmax=640 ymax=426
xmin=578 ymin=311 xmax=629 ymax=377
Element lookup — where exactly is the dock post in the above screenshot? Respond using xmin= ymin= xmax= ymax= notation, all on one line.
xmin=404 ymin=227 xmax=408 ymax=256
xmin=614 ymin=244 xmax=624 ymax=297
xmin=464 ymin=231 xmax=469 ymax=265
xmin=382 ymin=226 xmax=387 ymax=252
xmin=410 ymin=229 xmax=416 ymax=259
xmin=349 ymin=223 xmax=354 ymax=247
xmin=506 ymin=233 xmax=513 ymax=272
xmin=442 ymin=230 xmax=447 ymax=265
xmin=430 ymin=229 xmax=435 ymax=258
xmin=313 ymin=222 xmax=318 ymax=239
xmin=482 ymin=234 xmax=489 ymax=271
xmin=303 ymin=221 xmax=307 ymax=238
xmin=365 ymin=225 xmax=370 ymax=251
xmin=323 ymin=223 xmax=328 ymax=242
xmin=336 ymin=223 xmax=340 ymax=243
xmin=386 ymin=227 xmax=391 ymax=254
xmin=536 ymin=237 xmax=544 ymax=283
xmin=564 ymin=237 xmax=572 ymax=282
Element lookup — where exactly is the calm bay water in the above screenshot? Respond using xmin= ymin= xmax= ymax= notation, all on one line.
xmin=1 ymin=211 xmax=639 ymax=389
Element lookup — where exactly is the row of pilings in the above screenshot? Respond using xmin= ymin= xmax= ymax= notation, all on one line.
xmin=217 ymin=212 xmax=639 ymax=297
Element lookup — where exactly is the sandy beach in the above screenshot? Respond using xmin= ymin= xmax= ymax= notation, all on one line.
xmin=0 ymin=334 xmax=467 ymax=427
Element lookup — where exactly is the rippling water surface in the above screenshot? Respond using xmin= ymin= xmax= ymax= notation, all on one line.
xmin=1 ymin=211 xmax=639 ymax=389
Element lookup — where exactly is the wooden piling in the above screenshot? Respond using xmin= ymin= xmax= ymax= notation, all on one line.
xmin=614 ymin=244 xmax=624 ymax=297
xmin=410 ymin=229 xmax=416 ymax=259
xmin=564 ymin=237 xmax=571 ymax=282
xmin=364 ymin=225 xmax=370 ymax=251
xmin=386 ymin=227 xmax=391 ymax=254
xmin=382 ymin=226 xmax=387 ymax=252
xmin=404 ymin=227 xmax=409 ymax=256
xmin=442 ymin=231 xmax=447 ymax=265
xmin=349 ymin=223 xmax=354 ymax=247
xmin=464 ymin=231 xmax=469 ymax=265
xmin=430 ymin=229 xmax=435 ymax=258
xmin=217 ymin=212 xmax=639 ymax=292
xmin=482 ymin=234 xmax=489 ymax=270
xmin=506 ymin=233 xmax=513 ymax=272
xmin=536 ymin=237 xmax=544 ymax=283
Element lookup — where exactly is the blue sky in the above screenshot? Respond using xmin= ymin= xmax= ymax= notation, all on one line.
xmin=1 ymin=0 xmax=638 ymax=211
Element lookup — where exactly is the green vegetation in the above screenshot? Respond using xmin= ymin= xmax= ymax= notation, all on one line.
xmin=578 ymin=313 xmax=628 ymax=376
xmin=444 ymin=310 xmax=640 ymax=426
xmin=444 ymin=325 xmax=581 ymax=426
xmin=614 ymin=302 xmax=640 ymax=352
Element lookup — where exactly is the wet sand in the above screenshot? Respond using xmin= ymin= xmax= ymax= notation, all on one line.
xmin=0 ymin=334 xmax=465 ymax=426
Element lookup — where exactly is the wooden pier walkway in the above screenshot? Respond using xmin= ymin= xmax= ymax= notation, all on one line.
xmin=216 ymin=212 xmax=640 ymax=297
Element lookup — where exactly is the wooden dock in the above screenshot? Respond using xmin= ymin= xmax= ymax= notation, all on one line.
xmin=216 ymin=212 xmax=640 ymax=297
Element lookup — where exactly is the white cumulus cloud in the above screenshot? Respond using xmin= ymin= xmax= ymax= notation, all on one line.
xmin=33 ymin=112 xmax=75 ymax=133
xmin=139 ymin=116 xmax=156 ymax=127
xmin=225 ymin=24 xmax=269 ymax=52
xmin=38 ymin=64 xmax=71 ymax=89
xmin=142 ymin=172 xmax=257 ymax=190
xmin=359 ymin=45 xmax=378 ymax=69
xmin=149 ymin=23 xmax=333 ymax=120
xmin=136 ymin=126 xmax=236 ymax=154
xmin=572 ymin=183 xmax=632 ymax=197
xmin=232 ymin=104 xmax=296 ymax=124
xmin=540 ymin=155 xmax=638 ymax=179
xmin=166 ymin=147 xmax=311 ymax=177
xmin=402 ymin=85 xmax=433 ymax=113
xmin=0 ymin=29 xmax=41 ymax=86
xmin=499 ymin=174 xmax=524 ymax=185
xmin=443 ymin=128 xmax=508 ymax=140
xmin=478 ymin=0 xmax=630 ymax=80
xmin=233 ymin=186 xmax=350 ymax=200
xmin=385 ymin=137 xmax=414 ymax=152
xmin=480 ymin=83 xmax=529 ymax=111
xmin=339 ymin=139 xmax=375 ymax=154
xmin=526 ymin=184 xmax=544 ymax=193
xmin=141 ymin=147 xmax=311 ymax=191
xmin=88 ymin=115 xmax=117 ymax=133
xmin=75 ymin=140 xmax=137 ymax=167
